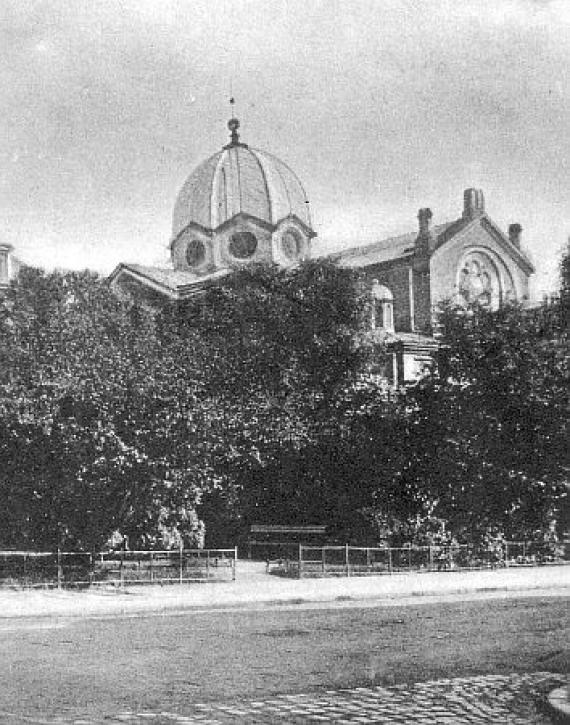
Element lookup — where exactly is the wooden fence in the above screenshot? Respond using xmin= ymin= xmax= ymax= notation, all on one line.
xmin=267 ymin=541 xmax=570 ymax=578
xmin=0 ymin=547 xmax=238 ymax=588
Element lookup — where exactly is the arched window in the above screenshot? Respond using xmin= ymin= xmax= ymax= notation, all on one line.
xmin=371 ymin=279 xmax=394 ymax=331
xmin=457 ymin=251 xmax=505 ymax=309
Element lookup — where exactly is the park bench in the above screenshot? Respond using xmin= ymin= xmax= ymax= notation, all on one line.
xmin=247 ymin=525 xmax=328 ymax=564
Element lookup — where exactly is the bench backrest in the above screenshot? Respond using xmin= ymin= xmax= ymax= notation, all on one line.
xmin=249 ymin=525 xmax=327 ymax=536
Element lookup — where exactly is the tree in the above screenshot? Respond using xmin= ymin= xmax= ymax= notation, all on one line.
xmin=172 ymin=261 xmax=389 ymax=544
xmin=396 ymin=276 xmax=569 ymax=541
xmin=0 ymin=261 xmax=388 ymax=550
xmin=0 ymin=268 xmax=205 ymax=551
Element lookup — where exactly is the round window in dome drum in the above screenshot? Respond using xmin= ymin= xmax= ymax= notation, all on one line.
xmin=229 ymin=231 xmax=257 ymax=259
xmin=186 ymin=239 xmax=206 ymax=267
xmin=282 ymin=229 xmax=302 ymax=260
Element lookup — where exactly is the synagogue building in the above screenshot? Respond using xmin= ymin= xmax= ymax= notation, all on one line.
xmin=104 ymin=117 xmax=533 ymax=382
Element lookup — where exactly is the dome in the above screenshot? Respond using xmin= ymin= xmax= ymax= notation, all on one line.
xmin=172 ymin=120 xmax=312 ymax=241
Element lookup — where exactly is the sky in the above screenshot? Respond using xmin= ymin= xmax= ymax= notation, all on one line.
xmin=1 ymin=0 xmax=568 ymax=298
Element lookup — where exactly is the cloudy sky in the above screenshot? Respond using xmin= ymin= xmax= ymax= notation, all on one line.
xmin=1 ymin=0 xmax=568 ymax=297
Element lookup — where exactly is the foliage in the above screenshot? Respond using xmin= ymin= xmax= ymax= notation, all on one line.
xmin=397 ymin=288 xmax=569 ymax=540
xmin=173 ymin=261 xmax=387 ymax=542
xmin=0 ymin=268 xmax=204 ymax=551
xmin=2 ymin=251 xmax=567 ymax=552
xmin=0 ymin=261 xmax=382 ymax=550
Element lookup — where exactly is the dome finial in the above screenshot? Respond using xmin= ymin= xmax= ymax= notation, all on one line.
xmin=225 ymin=95 xmax=240 ymax=146
xmin=228 ymin=116 xmax=240 ymax=146
xmin=224 ymin=97 xmax=247 ymax=149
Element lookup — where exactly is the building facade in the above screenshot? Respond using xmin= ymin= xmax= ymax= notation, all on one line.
xmin=334 ymin=189 xmax=534 ymax=381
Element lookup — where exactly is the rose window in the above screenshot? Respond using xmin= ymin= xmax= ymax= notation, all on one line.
xmin=458 ymin=253 xmax=501 ymax=308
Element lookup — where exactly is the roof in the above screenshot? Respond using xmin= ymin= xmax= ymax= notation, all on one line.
xmin=328 ymin=215 xmax=534 ymax=274
xmin=172 ymin=144 xmax=312 ymax=240
xmin=109 ymin=264 xmax=230 ymax=300
xmin=331 ymin=222 xmax=456 ymax=268
xmin=392 ymin=332 xmax=441 ymax=352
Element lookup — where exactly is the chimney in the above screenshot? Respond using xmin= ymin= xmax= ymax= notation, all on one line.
xmin=418 ymin=208 xmax=432 ymax=236
xmin=416 ymin=208 xmax=435 ymax=252
xmin=508 ymin=223 xmax=522 ymax=249
xmin=462 ymin=188 xmax=485 ymax=220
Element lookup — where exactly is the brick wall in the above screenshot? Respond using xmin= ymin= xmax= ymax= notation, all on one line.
xmin=412 ymin=267 xmax=432 ymax=333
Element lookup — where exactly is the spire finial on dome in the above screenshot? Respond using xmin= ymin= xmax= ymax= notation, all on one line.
xmin=224 ymin=98 xmax=247 ymax=149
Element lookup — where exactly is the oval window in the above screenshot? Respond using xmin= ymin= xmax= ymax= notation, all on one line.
xmin=186 ymin=239 xmax=206 ymax=267
xmin=282 ymin=230 xmax=302 ymax=260
xmin=229 ymin=231 xmax=257 ymax=259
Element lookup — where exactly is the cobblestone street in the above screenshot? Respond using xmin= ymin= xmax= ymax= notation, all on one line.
xmin=21 ymin=672 xmax=566 ymax=724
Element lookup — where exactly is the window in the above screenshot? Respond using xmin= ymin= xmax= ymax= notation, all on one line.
xmin=457 ymin=252 xmax=503 ymax=309
xmin=371 ymin=280 xmax=394 ymax=331
xmin=185 ymin=239 xmax=206 ymax=268
xmin=229 ymin=231 xmax=257 ymax=259
xmin=281 ymin=229 xmax=302 ymax=260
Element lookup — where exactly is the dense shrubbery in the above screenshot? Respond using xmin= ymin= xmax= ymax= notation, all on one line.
xmin=0 ymin=252 xmax=567 ymax=552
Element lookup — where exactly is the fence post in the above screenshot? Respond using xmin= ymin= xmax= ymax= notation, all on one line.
xmin=233 ymin=546 xmax=238 ymax=581
xmin=408 ymin=546 xmax=412 ymax=572
xmin=89 ymin=552 xmax=93 ymax=586
xmin=505 ymin=541 xmax=509 ymax=568
xmin=149 ymin=551 xmax=153 ymax=583
xmin=388 ymin=547 xmax=393 ymax=574
xmin=179 ymin=542 xmax=183 ymax=584
xmin=298 ymin=543 xmax=303 ymax=579
xmin=429 ymin=545 xmax=433 ymax=572
xmin=120 ymin=547 xmax=124 ymax=588
xmin=366 ymin=547 xmax=371 ymax=572
xmin=57 ymin=548 xmax=62 ymax=590
xmin=322 ymin=546 xmax=326 ymax=576
xmin=345 ymin=543 xmax=350 ymax=577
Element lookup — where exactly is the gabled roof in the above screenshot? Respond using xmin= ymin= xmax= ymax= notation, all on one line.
xmin=108 ymin=263 xmax=230 ymax=300
xmin=327 ymin=214 xmax=534 ymax=274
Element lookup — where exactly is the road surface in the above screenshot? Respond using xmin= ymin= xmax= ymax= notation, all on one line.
xmin=0 ymin=594 xmax=568 ymax=723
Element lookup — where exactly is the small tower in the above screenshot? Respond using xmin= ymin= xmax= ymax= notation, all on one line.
xmin=0 ymin=244 xmax=14 ymax=289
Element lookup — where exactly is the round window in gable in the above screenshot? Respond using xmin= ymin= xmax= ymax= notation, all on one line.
xmin=186 ymin=239 xmax=206 ymax=268
xmin=229 ymin=231 xmax=257 ymax=259
xmin=282 ymin=229 xmax=302 ymax=260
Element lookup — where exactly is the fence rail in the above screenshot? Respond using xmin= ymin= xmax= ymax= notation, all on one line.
xmin=0 ymin=548 xmax=238 ymax=588
xmin=267 ymin=541 xmax=570 ymax=578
